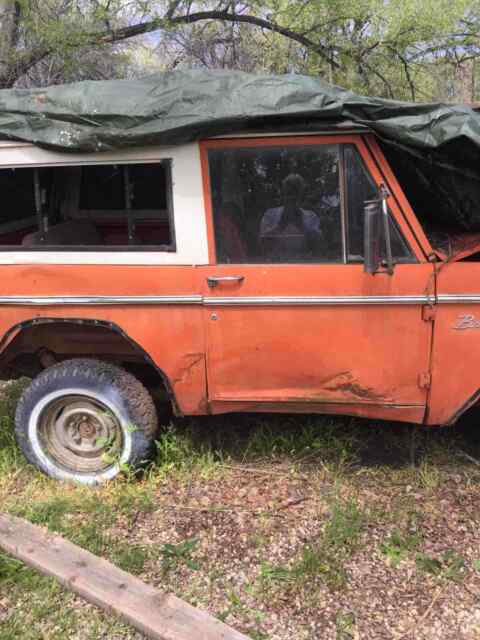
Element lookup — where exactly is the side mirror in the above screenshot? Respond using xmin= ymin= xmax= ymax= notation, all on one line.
xmin=363 ymin=186 xmax=394 ymax=275
xmin=363 ymin=199 xmax=382 ymax=274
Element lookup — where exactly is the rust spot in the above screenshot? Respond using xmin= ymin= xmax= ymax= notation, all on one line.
xmin=171 ymin=353 xmax=204 ymax=386
xmin=322 ymin=371 xmax=388 ymax=401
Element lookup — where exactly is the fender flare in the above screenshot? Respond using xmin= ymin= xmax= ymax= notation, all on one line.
xmin=0 ymin=316 xmax=180 ymax=414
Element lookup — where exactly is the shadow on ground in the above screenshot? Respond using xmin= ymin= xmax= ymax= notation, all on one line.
xmin=162 ymin=407 xmax=480 ymax=471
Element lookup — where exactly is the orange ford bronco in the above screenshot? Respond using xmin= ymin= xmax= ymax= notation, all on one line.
xmin=0 ymin=73 xmax=478 ymax=484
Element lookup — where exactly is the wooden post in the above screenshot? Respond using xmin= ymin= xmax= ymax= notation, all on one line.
xmin=0 ymin=513 xmax=250 ymax=640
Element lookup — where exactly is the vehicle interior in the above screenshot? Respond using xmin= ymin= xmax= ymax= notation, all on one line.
xmin=0 ymin=162 xmax=173 ymax=249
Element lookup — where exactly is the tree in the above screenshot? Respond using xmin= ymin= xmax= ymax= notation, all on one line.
xmin=0 ymin=1 xmax=478 ymax=102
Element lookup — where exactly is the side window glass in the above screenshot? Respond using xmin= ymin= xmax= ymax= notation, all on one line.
xmin=344 ymin=145 xmax=414 ymax=263
xmin=0 ymin=162 xmax=174 ymax=250
xmin=208 ymin=143 xmax=343 ymax=264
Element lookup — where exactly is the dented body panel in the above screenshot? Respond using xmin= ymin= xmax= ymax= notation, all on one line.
xmin=201 ymin=263 xmax=432 ymax=423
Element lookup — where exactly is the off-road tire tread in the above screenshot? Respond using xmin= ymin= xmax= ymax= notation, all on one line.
xmin=15 ymin=359 xmax=158 ymax=481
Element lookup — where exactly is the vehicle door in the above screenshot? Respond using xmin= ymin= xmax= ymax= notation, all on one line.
xmin=200 ymin=134 xmax=435 ymax=423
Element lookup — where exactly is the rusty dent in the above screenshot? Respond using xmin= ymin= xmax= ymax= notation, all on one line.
xmin=171 ymin=353 xmax=205 ymax=386
xmin=320 ymin=371 xmax=391 ymax=402
xmin=171 ymin=352 xmax=208 ymax=415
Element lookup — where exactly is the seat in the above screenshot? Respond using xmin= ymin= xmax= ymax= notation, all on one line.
xmin=22 ymin=220 xmax=101 ymax=247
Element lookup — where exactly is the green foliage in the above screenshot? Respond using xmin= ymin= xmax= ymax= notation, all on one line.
xmin=0 ymin=551 xmax=42 ymax=590
xmin=160 ymin=538 xmax=200 ymax=575
xmin=260 ymin=495 xmax=365 ymax=592
xmin=111 ymin=544 xmax=150 ymax=574
xmin=255 ymin=0 xmax=474 ymax=100
xmin=0 ymin=380 xmax=29 ymax=476
xmin=323 ymin=497 xmax=364 ymax=551
xmin=415 ymin=549 xmax=466 ymax=581
xmin=336 ymin=610 xmax=357 ymax=640
xmin=380 ymin=529 xmax=422 ymax=567
xmin=0 ymin=0 xmax=477 ymax=103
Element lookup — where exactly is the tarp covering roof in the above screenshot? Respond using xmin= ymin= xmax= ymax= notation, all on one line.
xmin=0 ymin=69 xmax=479 ymax=231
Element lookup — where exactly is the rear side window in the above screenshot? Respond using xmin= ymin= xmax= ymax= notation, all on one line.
xmin=0 ymin=161 xmax=175 ymax=251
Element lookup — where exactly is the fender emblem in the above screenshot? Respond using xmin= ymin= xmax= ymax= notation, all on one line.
xmin=453 ymin=314 xmax=480 ymax=330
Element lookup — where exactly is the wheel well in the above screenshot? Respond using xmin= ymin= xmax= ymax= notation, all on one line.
xmin=0 ymin=318 xmax=177 ymax=411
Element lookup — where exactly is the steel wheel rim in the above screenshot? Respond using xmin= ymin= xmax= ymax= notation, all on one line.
xmin=37 ymin=394 xmax=123 ymax=474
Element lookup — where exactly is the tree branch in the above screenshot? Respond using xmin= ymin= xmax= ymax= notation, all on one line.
xmin=96 ymin=10 xmax=339 ymax=68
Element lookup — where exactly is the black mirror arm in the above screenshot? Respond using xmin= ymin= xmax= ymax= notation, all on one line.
xmin=380 ymin=184 xmax=394 ymax=275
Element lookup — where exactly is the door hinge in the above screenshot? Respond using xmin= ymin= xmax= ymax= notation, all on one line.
xmin=422 ymin=305 xmax=436 ymax=322
xmin=418 ymin=372 xmax=431 ymax=390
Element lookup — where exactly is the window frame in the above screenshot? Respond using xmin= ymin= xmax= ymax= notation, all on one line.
xmin=341 ymin=143 xmax=415 ymax=264
xmin=200 ymin=134 xmax=428 ymax=265
xmin=0 ymin=159 xmax=176 ymax=253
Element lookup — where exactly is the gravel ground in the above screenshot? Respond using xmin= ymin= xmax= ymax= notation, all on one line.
xmin=1 ymin=410 xmax=480 ymax=639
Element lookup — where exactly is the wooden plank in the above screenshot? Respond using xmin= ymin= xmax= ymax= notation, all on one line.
xmin=0 ymin=513 xmax=250 ymax=640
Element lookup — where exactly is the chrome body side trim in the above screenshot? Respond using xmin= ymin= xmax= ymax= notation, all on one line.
xmin=0 ymin=294 xmax=433 ymax=306
xmin=204 ymin=295 xmax=431 ymax=306
xmin=0 ymin=295 xmax=204 ymax=306
xmin=438 ymin=295 xmax=480 ymax=304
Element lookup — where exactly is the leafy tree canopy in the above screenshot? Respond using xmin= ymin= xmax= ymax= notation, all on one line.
xmin=0 ymin=0 xmax=478 ymax=101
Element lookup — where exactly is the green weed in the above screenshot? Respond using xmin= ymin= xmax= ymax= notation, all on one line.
xmin=160 ymin=538 xmax=200 ymax=575
xmin=336 ymin=611 xmax=357 ymax=640
xmin=260 ymin=495 xmax=364 ymax=592
xmin=154 ymin=423 xmax=217 ymax=474
xmin=323 ymin=497 xmax=364 ymax=551
xmin=379 ymin=529 xmax=422 ymax=567
xmin=415 ymin=549 xmax=466 ymax=581
xmin=0 ymin=552 xmax=43 ymax=591
xmin=111 ymin=543 xmax=150 ymax=575
xmin=217 ymin=589 xmax=266 ymax=636
xmin=418 ymin=461 xmax=442 ymax=490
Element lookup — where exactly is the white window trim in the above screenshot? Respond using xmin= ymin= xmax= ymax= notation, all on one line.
xmin=0 ymin=142 xmax=209 ymax=265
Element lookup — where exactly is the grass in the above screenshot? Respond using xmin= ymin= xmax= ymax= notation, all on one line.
xmin=259 ymin=495 xmax=365 ymax=592
xmin=379 ymin=528 xmax=422 ymax=567
xmin=1 ymin=387 xmax=480 ymax=638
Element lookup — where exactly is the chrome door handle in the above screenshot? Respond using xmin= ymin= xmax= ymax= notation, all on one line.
xmin=207 ymin=275 xmax=245 ymax=288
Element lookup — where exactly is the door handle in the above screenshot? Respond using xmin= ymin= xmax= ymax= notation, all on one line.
xmin=207 ymin=275 xmax=245 ymax=288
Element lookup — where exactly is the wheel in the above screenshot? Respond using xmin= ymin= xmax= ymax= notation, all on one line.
xmin=14 ymin=359 xmax=158 ymax=485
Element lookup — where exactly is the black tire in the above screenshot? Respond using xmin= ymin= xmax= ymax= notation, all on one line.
xmin=14 ymin=358 xmax=158 ymax=485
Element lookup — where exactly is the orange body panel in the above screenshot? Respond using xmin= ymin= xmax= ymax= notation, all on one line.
xmin=201 ymin=263 xmax=432 ymax=423
xmin=427 ymin=263 xmax=480 ymax=425
xmin=0 ymin=132 xmax=476 ymax=426
xmin=0 ymin=265 xmax=207 ymax=415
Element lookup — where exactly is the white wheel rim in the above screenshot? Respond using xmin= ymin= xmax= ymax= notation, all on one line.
xmin=28 ymin=388 xmax=133 ymax=485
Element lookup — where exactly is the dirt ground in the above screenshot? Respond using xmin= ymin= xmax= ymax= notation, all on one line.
xmin=1 ymin=388 xmax=480 ymax=639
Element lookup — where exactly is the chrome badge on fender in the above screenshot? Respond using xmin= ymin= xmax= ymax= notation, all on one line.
xmin=453 ymin=314 xmax=480 ymax=330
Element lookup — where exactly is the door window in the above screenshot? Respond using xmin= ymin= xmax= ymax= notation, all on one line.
xmin=208 ymin=140 xmax=415 ymax=264
xmin=208 ymin=144 xmax=343 ymax=264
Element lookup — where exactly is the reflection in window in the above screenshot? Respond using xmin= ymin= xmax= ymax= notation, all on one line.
xmin=208 ymin=144 xmax=343 ymax=264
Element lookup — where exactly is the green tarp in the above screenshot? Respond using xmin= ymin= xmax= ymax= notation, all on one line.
xmin=0 ymin=69 xmax=479 ymax=231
